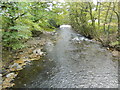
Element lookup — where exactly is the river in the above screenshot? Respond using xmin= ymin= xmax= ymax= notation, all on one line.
xmin=13 ymin=25 xmax=118 ymax=88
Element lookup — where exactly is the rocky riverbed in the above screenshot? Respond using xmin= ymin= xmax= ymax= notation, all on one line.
xmin=12 ymin=25 xmax=118 ymax=88
xmin=1 ymin=30 xmax=58 ymax=89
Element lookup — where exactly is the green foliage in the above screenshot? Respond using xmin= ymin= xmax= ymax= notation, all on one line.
xmin=68 ymin=2 xmax=97 ymax=39
xmin=1 ymin=1 xmax=66 ymax=50
xmin=68 ymin=2 xmax=119 ymax=46
xmin=2 ymin=25 xmax=31 ymax=49
xmin=110 ymin=41 xmax=119 ymax=46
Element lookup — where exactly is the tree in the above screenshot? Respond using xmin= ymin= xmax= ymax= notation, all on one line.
xmin=68 ymin=2 xmax=119 ymax=48
xmin=1 ymin=1 xmax=66 ymax=50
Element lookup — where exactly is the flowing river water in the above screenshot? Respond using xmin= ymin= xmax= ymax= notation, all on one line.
xmin=13 ymin=25 xmax=118 ymax=88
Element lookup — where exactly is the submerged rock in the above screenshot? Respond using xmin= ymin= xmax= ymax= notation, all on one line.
xmin=6 ymin=73 xmax=15 ymax=78
xmin=33 ymin=49 xmax=44 ymax=55
xmin=72 ymin=37 xmax=79 ymax=41
xmin=112 ymin=50 xmax=119 ymax=57
xmin=0 ymin=74 xmax=2 ymax=85
xmin=71 ymin=35 xmax=93 ymax=44
xmin=3 ymin=72 xmax=18 ymax=88
xmin=10 ymin=63 xmax=19 ymax=68
xmin=9 ymin=63 xmax=22 ymax=71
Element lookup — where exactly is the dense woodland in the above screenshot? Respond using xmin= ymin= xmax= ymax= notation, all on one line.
xmin=1 ymin=2 xmax=67 ymax=50
xmin=69 ymin=2 xmax=120 ymax=50
xmin=0 ymin=1 xmax=120 ymax=50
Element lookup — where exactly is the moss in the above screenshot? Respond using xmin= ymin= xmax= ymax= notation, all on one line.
xmin=110 ymin=41 xmax=119 ymax=46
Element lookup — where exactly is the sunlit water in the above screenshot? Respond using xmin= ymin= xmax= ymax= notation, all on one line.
xmin=60 ymin=25 xmax=71 ymax=28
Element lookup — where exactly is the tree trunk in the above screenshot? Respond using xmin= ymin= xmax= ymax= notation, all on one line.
xmin=118 ymin=2 xmax=120 ymax=44
xmin=88 ymin=2 xmax=95 ymax=28
xmin=103 ymin=2 xmax=111 ymax=34
xmin=98 ymin=2 xmax=101 ymax=30
xmin=107 ymin=3 xmax=115 ymax=39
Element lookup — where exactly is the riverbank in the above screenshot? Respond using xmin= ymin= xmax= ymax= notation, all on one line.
xmin=1 ymin=31 xmax=58 ymax=89
xmin=73 ymin=27 xmax=120 ymax=60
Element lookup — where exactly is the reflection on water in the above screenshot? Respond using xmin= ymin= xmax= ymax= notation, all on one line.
xmin=60 ymin=25 xmax=71 ymax=28
xmin=13 ymin=55 xmax=56 ymax=88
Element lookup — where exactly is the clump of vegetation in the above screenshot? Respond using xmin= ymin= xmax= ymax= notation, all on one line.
xmin=1 ymin=2 xmax=66 ymax=50
xmin=1 ymin=1 xmax=120 ymax=51
xmin=68 ymin=2 xmax=120 ymax=50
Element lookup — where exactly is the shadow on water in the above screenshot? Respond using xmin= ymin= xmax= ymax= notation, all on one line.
xmin=13 ymin=52 xmax=57 ymax=88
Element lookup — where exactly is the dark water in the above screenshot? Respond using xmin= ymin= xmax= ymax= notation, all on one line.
xmin=13 ymin=25 xmax=118 ymax=88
